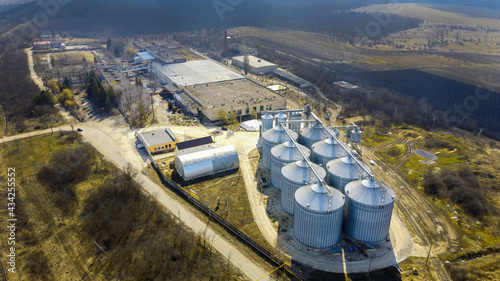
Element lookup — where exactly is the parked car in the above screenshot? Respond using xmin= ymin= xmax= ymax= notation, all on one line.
xmin=77 ymin=128 xmax=83 ymax=132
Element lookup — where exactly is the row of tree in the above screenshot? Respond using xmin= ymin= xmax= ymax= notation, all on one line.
xmin=85 ymin=70 xmax=116 ymax=111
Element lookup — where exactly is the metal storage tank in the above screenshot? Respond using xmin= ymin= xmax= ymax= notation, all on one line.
xmin=299 ymin=122 xmax=327 ymax=149
xmin=350 ymin=127 xmax=362 ymax=143
xmin=311 ymin=137 xmax=346 ymax=168
xmin=174 ymin=146 xmax=239 ymax=181
xmin=293 ymin=182 xmax=345 ymax=248
xmin=261 ymin=126 xmax=298 ymax=170
xmin=281 ymin=159 xmax=326 ymax=215
xmin=274 ymin=112 xmax=287 ymax=127
xmin=343 ymin=179 xmax=395 ymax=243
xmin=270 ymin=141 xmax=310 ymax=190
xmin=261 ymin=113 xmax=274 ymax=134
xmin=326 ymin=155 xmax=371 ymax=194
xmin=289 ymin=112 xmax=302 ymax=132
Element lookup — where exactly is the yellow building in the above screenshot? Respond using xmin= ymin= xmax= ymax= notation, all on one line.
xmin=137 ymin=128 xmax=179 ymax=154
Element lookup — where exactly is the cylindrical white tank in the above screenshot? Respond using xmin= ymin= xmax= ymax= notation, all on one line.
xmin=270 ymin=141 xmax=310 ymax=190
xmin=281 ymin=159 xmax=326 ymax=214
xmin=261 ymin=126 xmax=298 ymax=170
xmin=261 ymin=113 xmax=274 ymax=134
xmin=293 ymin=183 xmax=345 ymax=248
xmin=311 ymin=137 xmax=346 ymax=168
xmin=174 ymin=146 xmax=239 ymax=181
xmin=299 ymin=122 xmax=327 ymax=149
xmin=326 ymin=155 xmax=371 ymax=194
xmin=343 ymin=179 xmax=395 ymax=243
xmin=274 ymin=112 xmax=287 ymax=127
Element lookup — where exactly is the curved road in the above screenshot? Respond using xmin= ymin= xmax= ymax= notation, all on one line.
xmin=3 ymin=127 xmax=273 ymax=281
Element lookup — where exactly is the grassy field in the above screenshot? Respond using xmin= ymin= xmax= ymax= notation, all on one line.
xmin=33 ymin=50 xmax=95 ymax=75
xmin=0 ymin=133 xmax=246 ymax=280
xmin=364 ymin=123 xmax=500 ymax=280
xmin=156 ymin=151 xmax=275 ymax=253
xmin=355 ymin=3 xmax=500 ymax=28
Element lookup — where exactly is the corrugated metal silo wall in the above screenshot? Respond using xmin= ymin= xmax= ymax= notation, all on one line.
xmin=293 ymin=204 xmax=343 ymax=248
xmin=270 ymin=155 xmax=294 ymax=190
xmin=327 ymin=174 xmax=355 ymax=194
xmin=312 ymin=150 xmax=333 ymax=169
xmin=343 ymin=199 xmax=394 ymax=243
xmin=281 ymin=176 xmax=302 ymax=214
xmin=261 ymin=138 xmax=273 ymax=170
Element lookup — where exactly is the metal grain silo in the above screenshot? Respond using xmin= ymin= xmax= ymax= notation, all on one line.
xmin=281 ymin=159 xmax=326 ymax=215
xmin=261 ymin=126 xmax=298 ymax=170
xmin=350 ymin=127 xmax=362 ymax=143
xmin=270 ymin=141 xmax=310 ymax=190
xmin=343 ymin=179 xmax=395 ymax=243
xmin=311 ymin=137 xmax=346 ymax=168
xmin=293 ymin=183 xmax=345 ymax=248
xmin=174 ymin=146 xmax=239 ymax=181
xmin=326 ymin=155 xmax=371 ymax=194
xmin=274 ymin=112 xmax=287 ymax=127
xmin=299 ymin=122 xmax=327 ymax=149
xmin=261 ymin=113 xmax=274 ymax=134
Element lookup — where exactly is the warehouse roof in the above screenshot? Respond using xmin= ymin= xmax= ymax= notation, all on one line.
xmin=155 ymin=60 xmax=243 ymax=87
xmin=176 ymin=136 xmax=213 ymax=150
xmin=138 ymin=128 xmax=177 ymax=147
xmin=185 ymin=79 xmax=281 ymax=109
xmin=232 ymin=55 xmax=276 ymax=68
xmin=137 ymin=51 xmax=156 ymax=61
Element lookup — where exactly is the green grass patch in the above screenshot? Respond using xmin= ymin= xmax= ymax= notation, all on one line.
xmin=362 ymin=126 xmax=397 ymax=148
xmin=374 ymin=144 xmax=405 ymax=165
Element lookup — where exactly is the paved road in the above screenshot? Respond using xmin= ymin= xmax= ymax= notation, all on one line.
xmin=3 ymin=126 xmax=273 ymax=281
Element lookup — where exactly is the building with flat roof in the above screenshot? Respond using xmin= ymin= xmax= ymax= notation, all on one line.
xmin=273 ymin=68 xmax=313 ymax=88
xmin=137 ymin=128 xmax=179 ymax=154
xmin=152 ymin=60 xmax=244 ymax=87
xmin=176 ymin=136 xmax=214 ymax=156
xmin=182 ymin=78 xmax=286 ymax=121
xmin=232 ymin=55 xmax=278 ymax=75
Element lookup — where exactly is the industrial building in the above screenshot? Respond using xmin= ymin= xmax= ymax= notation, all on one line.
xmin=174 ymin=145 xmax=239 ymax=181
xmin=152 ymin=60 xmax=243 ymax=87
xmin=176 ymin=136 xmax=214 ymax=156
xmin=273 ymin=68 xmax=313 ymax=88
xmin=137 ymin=128 xmax=179 ymax=154
xmin=232 ymin=55 xmax=278 ymax=75
xmin=183 ymin=79 xmax=286 ymax=121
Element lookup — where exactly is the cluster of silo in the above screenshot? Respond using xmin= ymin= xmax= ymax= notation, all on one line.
xmin=293 ymin=182 xmax=345 ymax=248
xmin=326 ymin=155 xmax=371 ymax=194
xmin=261 ymin=113 xmax=298 ymax=170
xmin=299 ymin=122 xmax=327 ymax=149
xmin=311 ymin=136 xmax=346 ymax=168
xmin=343 ymin=179 xmax=395 ymax=243
xmin=281 ymin=159 xmax=326 ymax=214
xmin=270 ymin=141 xmax=310 ymax=190
xmin=259 ymin=111 xmax=395 ymax=248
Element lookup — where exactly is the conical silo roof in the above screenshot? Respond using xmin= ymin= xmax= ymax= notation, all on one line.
xmin=295 ymin=183 xmax=345 ymax=213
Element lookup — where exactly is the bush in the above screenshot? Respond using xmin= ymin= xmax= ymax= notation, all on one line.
xmin=422 ymin=170 xmax=446 ymax=196
xmin=422 ymin=167 xmax=486 ymax=217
